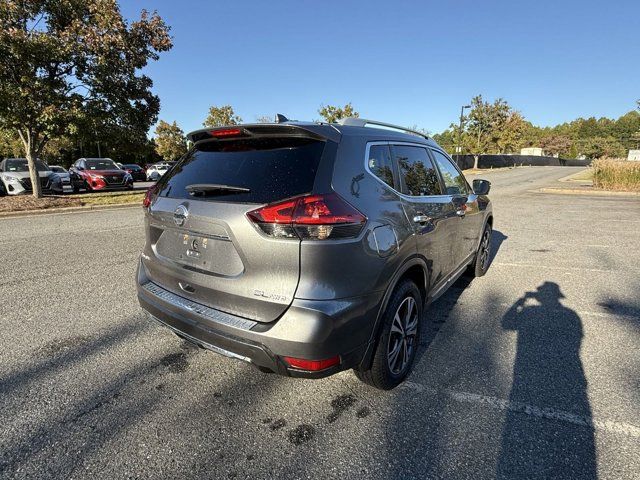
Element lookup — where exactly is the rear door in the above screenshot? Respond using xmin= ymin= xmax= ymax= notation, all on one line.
xmin=143 ymin=131 xmax=330 ymax=323
xmin=391 ymin=144 xmax=460 ymax=287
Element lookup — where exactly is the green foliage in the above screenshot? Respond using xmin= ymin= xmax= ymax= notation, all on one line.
xmin=438 ymin=96 xmax=640 ymax=160
xmin=0 ymin=0 xmax=172 ymax=196
xmin=154 ymin=120 xmax=187 ymax=161
xmin=318 ymin=103 xmax=359 ymax=123
xmin=0 ymin=128 xmax=22 ymax=158
xmin=203 ymin=105 xmax=242 ymax=127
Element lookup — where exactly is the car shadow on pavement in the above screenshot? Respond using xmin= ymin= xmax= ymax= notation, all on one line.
xmin=0 ymin=323 xmax=287 ymax=478
xmin=414 ymin=229 xmax=508 ymax=364
xmin=496 ymin=282 xmax=596 ymax=479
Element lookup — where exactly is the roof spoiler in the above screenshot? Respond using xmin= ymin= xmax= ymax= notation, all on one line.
xmin=187 ymin=123 xmax=338 ymax=144
xmin=338 ymin=117 xmax=429 ymax=139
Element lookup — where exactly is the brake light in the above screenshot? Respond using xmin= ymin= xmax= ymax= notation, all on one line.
xmin=247 ymin=193 xmax=366 ymax=240
xmin=143 ymin=184 xmax=158 ymax=208
xmin=210 ymin=128 xmax=242 ymax=137
xmin=283 ymin=355 xmax=340 ymax=371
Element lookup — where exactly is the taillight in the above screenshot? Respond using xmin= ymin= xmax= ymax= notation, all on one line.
xmin=247 ymin=192 xmax=366 ymax=240
xmin=283 ymin=355 xmax=340 ymax=371
xmin=143 ymin=185 xmax=158 ymax=209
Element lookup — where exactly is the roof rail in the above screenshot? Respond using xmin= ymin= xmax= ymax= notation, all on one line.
xmin=337 ymin=117 xmax=429 ymax=139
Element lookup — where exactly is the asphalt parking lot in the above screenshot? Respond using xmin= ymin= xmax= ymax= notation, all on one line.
xmin=0 ymin=166 xmax=638 ymax=479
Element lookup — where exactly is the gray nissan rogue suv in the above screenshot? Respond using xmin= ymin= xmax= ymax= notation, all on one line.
xmin=137 ymin=117 xmax=493 ymax=389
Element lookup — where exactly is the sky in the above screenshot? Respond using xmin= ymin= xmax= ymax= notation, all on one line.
xmin=121 ymin=0 xmax=640 ymax=136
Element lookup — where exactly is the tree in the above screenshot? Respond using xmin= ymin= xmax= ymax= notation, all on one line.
xmin=203 ymin=105 xmax=242 ymax=127
xmin=0 ymin=128 xmax=22 ymax=159
xmin=154 ymin=120 xmax=187 ymax=161
xmin=463 ymin=95 xmax=511 ymax=168
xmin=496 ymin=111 xmax=527 ymax=154
xmin=255 ymin=115 xmax=272 ymax=123
xmin=579 ymin=137 xmax=625 ymax=159
xmin=0 ymin=1 xmax=172 ymax=197
xmin=318 ymin=103 xmax=359 ymax=123
xmin=540 ymin=135 xmax=572 ymax=158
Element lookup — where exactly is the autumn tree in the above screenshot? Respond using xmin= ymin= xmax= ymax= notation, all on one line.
xmin=203 ymin=105 xmax=242 ymax=127
xmin=318 ymin=103 xmax=359 ymax=123
xmin=0 ymin=0 xmax=172 ymax=197
xmin=540 ymin=135 xmax=572 ymax=157
xmin=154 ymin=120 xmax=187 ymax=161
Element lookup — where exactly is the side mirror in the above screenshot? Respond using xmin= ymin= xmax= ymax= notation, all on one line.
xmin=473 ymin=179 xmax=491 ymax=195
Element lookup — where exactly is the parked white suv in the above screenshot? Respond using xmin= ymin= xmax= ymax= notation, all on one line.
xmin=146 ymin=163 xmax=172 ymax=181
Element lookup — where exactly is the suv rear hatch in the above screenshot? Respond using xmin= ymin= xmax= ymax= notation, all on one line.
xmin=143 ymin=125 xmax=336 ymax=323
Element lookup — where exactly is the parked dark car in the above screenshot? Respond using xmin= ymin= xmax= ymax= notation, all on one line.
xmin=121 ymin=164 xmax=146 ymax=182
xmin=137 ymin=118 xmax=493 ymax=389
xmin=69 ymin=157 xmax=133 ymax=192
xmin=49 ymin=165 xmax=73 ymax=193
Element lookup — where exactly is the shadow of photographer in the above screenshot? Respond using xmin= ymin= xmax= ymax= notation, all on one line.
xmin=497 ymin=282 xmax=596 ymax=479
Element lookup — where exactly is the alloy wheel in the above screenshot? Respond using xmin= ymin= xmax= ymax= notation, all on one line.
xmin=479 ymin=228 xmax=492 ymax=270
xmin=387 ymin=296 xmax=419 ymax=375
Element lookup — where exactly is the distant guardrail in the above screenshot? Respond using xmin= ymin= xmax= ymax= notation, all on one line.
xmin=452 ymin=154 xmax=592 ymax=170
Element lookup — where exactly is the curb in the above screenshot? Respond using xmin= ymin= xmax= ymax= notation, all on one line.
xmin=0 ymin=202 xmax=140 ymax=219
xmin=538 ymin=187 xmax=640 ymax=197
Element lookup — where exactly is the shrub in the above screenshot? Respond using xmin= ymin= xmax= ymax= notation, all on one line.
xmin=592 ymin=158 xmax=640 ymax=192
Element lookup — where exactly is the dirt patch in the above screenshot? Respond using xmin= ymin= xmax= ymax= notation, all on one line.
xmin=0 ymin=195 xmax=81 ymax=213
xmin=327 ymin=393 xmax=357 ymax=423
xmin=160 ymin=352 xmax=190 ymax=373
xmin=0 ymin=191 xmax=144 ymax=213
xmin=356 ymin=406 xmax=371 ymax=418
xmin=288 ymin=424 xmax=315 ymax=445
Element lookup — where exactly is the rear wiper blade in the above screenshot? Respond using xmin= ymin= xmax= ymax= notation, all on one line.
xmin=186 ymin=183 xmax=250 ymax=196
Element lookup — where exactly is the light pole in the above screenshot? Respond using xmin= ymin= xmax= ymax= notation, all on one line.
xmin=457 ymin=105 xmax=471 ymax=158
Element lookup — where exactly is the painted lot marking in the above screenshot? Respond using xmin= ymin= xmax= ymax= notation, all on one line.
xmin=495 ymin=302 xmax=638 ymax=321
xmin=401 ymin=382 xmax=640 ymax=438
xmin=493 ymin=262 xmax=614 ymax=273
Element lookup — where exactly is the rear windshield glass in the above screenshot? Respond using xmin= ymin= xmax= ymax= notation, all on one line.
xmin=157 ymin=137 xmax=325 ymax=204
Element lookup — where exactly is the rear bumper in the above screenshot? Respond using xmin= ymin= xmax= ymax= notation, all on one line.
xmin=136 ymin=260 xmax=380 ymax=378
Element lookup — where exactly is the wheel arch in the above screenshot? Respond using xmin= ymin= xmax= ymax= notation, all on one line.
xmin=357 ymin=255 xmax=430 ymax=370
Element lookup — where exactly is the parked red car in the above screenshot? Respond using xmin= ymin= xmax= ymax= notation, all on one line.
xmin=69 ymin=158 xmax=134 ymax=192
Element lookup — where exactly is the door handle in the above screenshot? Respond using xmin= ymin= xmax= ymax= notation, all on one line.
xmin=413 ymin=215 xmax=432 ymax=224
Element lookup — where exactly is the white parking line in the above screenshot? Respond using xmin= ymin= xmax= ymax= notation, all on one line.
xmin=493 ymin=262 xmax=613 ymax=273
xmin=495 ymin=302 xmax=637 ymax=320
xmin=400 ymin=381 xmax=640 ymax=438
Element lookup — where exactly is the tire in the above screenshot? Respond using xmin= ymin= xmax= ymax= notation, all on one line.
xmin=0 ymin=182 xmax=6 ymax=197
xmin=467 ymin=223 xmax=492 ymax=278
xmin=354 ymin=279 xmax=422 ymax=390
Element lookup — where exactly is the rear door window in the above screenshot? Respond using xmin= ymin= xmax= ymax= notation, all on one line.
xmin=158 ymin=137 xmax=325 ymax=204
xmin=393 ymin=145 xmax=442 ymax=196
xmin=430 ymin=149 xmax=469 ymax=195
xmin=367 ymin=144 xmax=396 ymax=189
